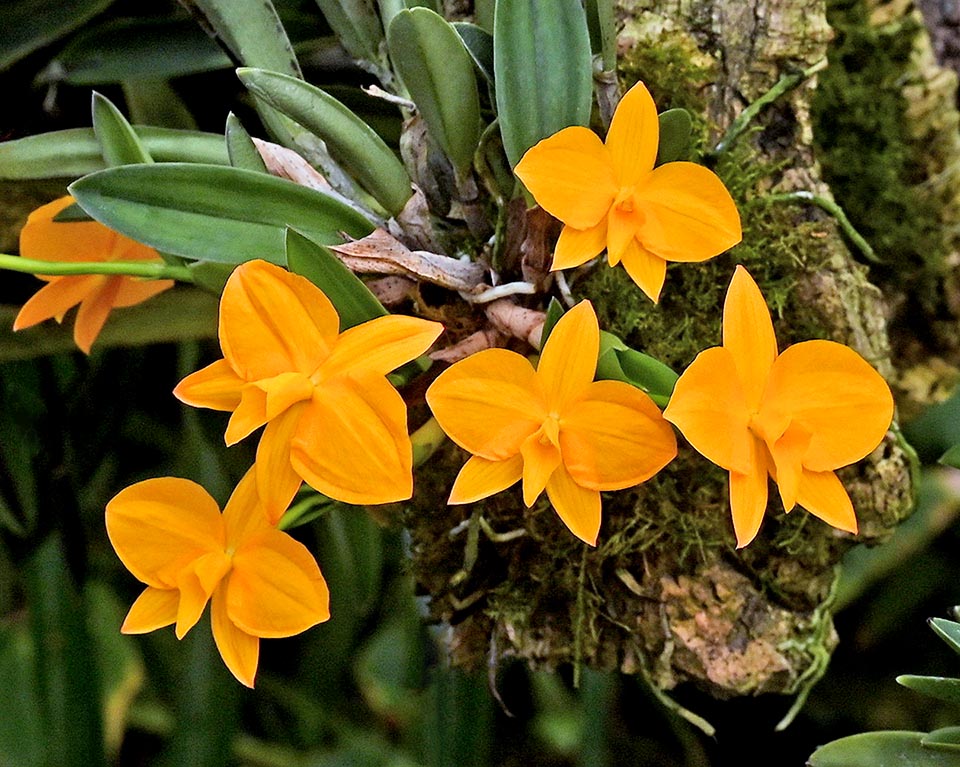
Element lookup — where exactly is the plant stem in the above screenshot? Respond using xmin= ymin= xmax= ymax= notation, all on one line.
xmin=766 ymin=191 xmax=880 ymax=263
xmin=0 ymin=254 xmax=194 ymax=282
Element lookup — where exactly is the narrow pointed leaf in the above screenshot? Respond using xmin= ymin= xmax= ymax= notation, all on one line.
xmin=0 ymin=127 xmax=229 ymax=180
xmin=224 ymin=113 xmax=267 ymax=173
xmin=494 ymin=0 xmax=592 ymax=168
xmin=931 ymin=618 xmax=960 ymax=656
xmin=238 ymin=68 xmax=411 ymax=214
xmin=453 ymin=22 xmax=494 ymax=84
xmin=387 ymin=8 xmax=481 ymax=173
xmin=53 ymin=203 xmax=93 ymax=222
xmin=0 ymin=0 xmax=114 ymax=72
xmin=898 ymin=675 xmax=960 ymax=706
xmin=809 ymin=731 xmax=960 ymax=767
xmin=69 ymin=164 xmax=373 ymax=265
xmin=924 ymin=728 xmax=960 ymax=752
xmin=584 ymin=0 xmax=616 ymax=70
xmin=92 ymin=92 xmax=153 ymax=166
xmin=539 ymin=297 xmax=564 ymax=348
xmin=656 ymin=109 xmax=693 ymax=166
xmin=314 ymin=0 xmax=384 ymax=63
xmin=285 ymin=228 xmax=386 ymax=330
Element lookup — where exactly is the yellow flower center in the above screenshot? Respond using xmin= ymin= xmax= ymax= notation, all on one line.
xmin=614 ymin=186 xmax=635 ymax=213
xmin=539 ymin=413 xmax=561 ymax=448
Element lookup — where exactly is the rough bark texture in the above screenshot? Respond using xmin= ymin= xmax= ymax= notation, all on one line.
xmin=406 ymin=0 xmax=923 ymax=703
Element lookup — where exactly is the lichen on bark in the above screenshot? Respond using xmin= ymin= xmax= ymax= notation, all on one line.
xmin=404 ymin=0 xmax=916 ymax=705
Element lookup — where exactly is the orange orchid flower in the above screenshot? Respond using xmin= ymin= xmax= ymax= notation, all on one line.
xmin=663 ymin=266 xmax=894 ymax=548
xmin=514 ymin=82 xmax=742 ymax=303
xmin=13 ymin=195 xmax=173 ymax=354
xmin=426 ymin=300 xmax=677 ymax=545
xmin=174 ymin=259 xmax=444 ymax=523
xmin=106 ymin=468 xmax=330 ymax=687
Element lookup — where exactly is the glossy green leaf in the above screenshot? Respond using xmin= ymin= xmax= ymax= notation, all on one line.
xmin=595 ymin=331 xmax=678 ymax=407
xmin=285 ymin=228 xmax=386 ymax=330
xmin=809 ymin=731 xmax=960 ymax=767
xmin=121 ymin=79 xmax=197 ymax=130
xmin=453 ymin=22 xmax=494 ymax=84
xmin=898 ymin=675 xmax=960 ymax=706
xmin=656 ymin=109 xmax=693 ymax=165
xmin=238 ymin=68 xmax=411 ymax=214
xmin=92 ymin=92 xmax=153 ymax=166
xmin=494 ymin=0 xmax=592 ymax=168
xmin=0 ymin=127 xmax=229 ymax=180
xmin=314 ymin=0 xmax=384 ymax=64
xmin=584 ymin=0 xmax=616 ymax=70
xmin=69 ymin=163 xmax=373 ymax=265
xmin=0 ymin=0 xmax=115 ymax=72
xmin=931 ymin=618 xmax=960 ymax=656
xmin=387 ymin=8 xmax=481 ymax=173
xmin=53 ymin=203 xmax=93 ymax=222
xmin=224 ymin=112 xmax=267 ymax=173
xmin=924 ymin=728 xmax=960 ymax=752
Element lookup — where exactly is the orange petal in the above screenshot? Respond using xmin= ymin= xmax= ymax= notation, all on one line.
xmin=426 ymin=349 xmax=544 ymax=460
xmin=290 ymin=376 xmax=412 ymax=505
xmin=632 ymin=162 xmax=742 ymax=261
xmin=174 ymin=359 xmax=244 ymax=413
xmin=112 ymin=278 xmax=174 ymax=308
xmin=728 ymin=437 xmax=770 ymax=548
xmin=514 ymin=127 xmax=618 ymax=229
xmin=560 ymin=380 xmax=676 ymax=490
xmin=519 ymin=429 xmax=562 ymax=507
xmin=20 ymin=196 xmax=118 ymax=264
xmin=762 ymin=340 xmax=894 ymax=472
xmin=106 ymin=477 xmax=225 ymax=588
xmin=174 ymin=550 xmax=230 ymax=639
xmin=552 ymin=222 xmax=607 ymax=271
xmin=225 ymin=385 xmax=268 ymax=445
xmin=663 ymin=346 xmax=752 ymax=473
xmin=722 ymin=266 xmax=778 ymax=410
xmin=256 ymin=372 xmax=315 ymax=421
xmin=795 ymin=469 xmax=858 ymax=534
xmin=219 ymin=260 xmax=339 ymax=381
xmin=604 ymin=82 xmax=659 ymax=187
xmin=228 ymin=529 xmax=330 ymax=638
xmin=13 ymin=275 xmax=100 ymax=331
xmin=255 ymin=404 xmax=306 ymax=524
xmin=768 ymin=421 xmax=812 ymax=512
xmin=537 ymin=300 xmax=598 ymax=411
xmin=606 ymin=203 xmax=642 ymax=265
xmin=120 ymin=587 xmax=178 ymax=634
xmin=449 ymin=454 xmax=524 ymax=504
xmin=544 ymin=466 xmax=601 ymax=545
xmin=211 ymin=584 xmax=259 ymax=688
xmin=619 ymin=240 xmax=667 ymax=303
xmin=321 ymin=314 xmax=443 ymax=380
xmin=223 ymin=467 xmax=271 ymax=544
xmin=73 ymin=276 xmax=122 ymax=354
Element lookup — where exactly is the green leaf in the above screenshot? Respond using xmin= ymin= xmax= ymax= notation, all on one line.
xmin=0 ymin=362 xmax=43 ymax=536
xmin=0 ymin=622 xmax=44 ymax=767
xmin=924 ymin=728 xmax=960 ymax=752
xmin=285 ymin=228 xmax=386 ymax=330
xmin=656 ymin=109 xmax=693 ymax=165
xmin=595 ymin=331 xmax=678 ymax=407
xmin=0 ymin=127 xmax=229 ymax=180
xmin=224 ymin=112 xmax=267 ymax=173
xmin=494 ymin=0 xmax=592 ymax=168
xmin=121 ymin=79 xmax=198 ymax=130
xmin=314 ymin=0 xmax=384 ymax=64
xmin=584 ymin=0 xmax=616 ymax=70
xmin=932 ymin=618 xmax=960 ymax=657
xmin=423 ymin=670 xmax=493 ymax=767
xmin=809 ymin=731 xmax=960 ymax=767
xmin=939 ymin=443 xmax=960 ymax=469
xmin=69 ymin=163 xmax=373 ymax=265
xmin=91 ymin=92 xmax=153 ymax=166
xmin=0 ymin=0 xmax=115 ymax=72
xmin=53 ymin=203 xmax=93 ymax=222
xmin=387 ymin=8 xmax=481 ymax=174
xmin=539 ymin=297 xmax=564 ymax=348
xmin=453 ymin=22 xmax=494 ymax=84
xmin=238 ymin=68 xmax=411 ymax=214
xmin=898 ymin=675 xmax=960 ymax=706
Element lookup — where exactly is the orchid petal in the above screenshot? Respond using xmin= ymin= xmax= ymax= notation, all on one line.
xmin=619 ymin=240 xmax=667 ymax=303
xmin=120 ymin=587 xmax=178 ymax=634
xmin=223 ymin=468 xmax=270 ymax=546
xmin=768 ymin=421 xmax=812 ymax=512
xmin=112 ymin=278 xmax=175 ymax=308
xmin=722 ymin=266 xmax=778 ymax=410
xmin=729 ymin=437 xmax=770 ymax=548
xmin=211 ymin=584 xmax=259 ymax=688
xmin=228 ymin=529 xmax=330 ymax=638
xmin=606 ymin=203 xmax=642 ymax=265
xmin=427 ymin=349 xmax=544 ymax=459
xmin=219 ymin=260 xmax=339 ymax=381
xmin=552 ymin=222 xmax=607 ymax=271
xmin=255 ymin=404 xmax=305 ymax=524
xmin=633 ymin=162 xmax=742 ymax=261
xmin=449 ymin=454 xmax=524 ymax=504
xmin=537 ymin=301 xmax=598 ymax=411
xmin=174 ymin=359 xmax=244 ymax=412
xmin=225 ymin=385 xmax=268 ymax=446
xmin=256 ymin=372 xmax=315 ymax=421
xmin=663 ymin=346 xmax=752 ymax=474
xmin=561 ymin=380 xmax=676 ymax=490
xmin=796 ymin=469 xmax=858 ymax=534
xmin=174 ymin=551 xmax=230 ymax=639
xmin=321 ymin=314 xmax=443 ymax=380
xmin=106 ymin=477 xmax=225 ymax=588
xmin=545 ymin=466 xmax=601 ymax=546
xmin=763 ymin=340 xmax=894 ymax=471
xmin=519 ymin=429 xmax=562 ymax=507
xmin=13 ymin=275 xmax=100 ymax=330
xmin=514 ymin=127 xmax=618 ymax=229
xmin=73 ymin=276 xmax=121 ymax=353
xmin=20 ymin=196 xmax=122 ymax=263
xmin=605 ymin=82 xmax=659 ymax=187
xmin=291 ymin=376 xmax=412 ymax=504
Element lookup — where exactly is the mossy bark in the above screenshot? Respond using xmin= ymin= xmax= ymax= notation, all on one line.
xmin=406 ymin=0 xmax=925 ymax=702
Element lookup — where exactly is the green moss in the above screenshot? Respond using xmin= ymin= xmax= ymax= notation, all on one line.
xmin=812 ymin=0 xmax=945 ymax=294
